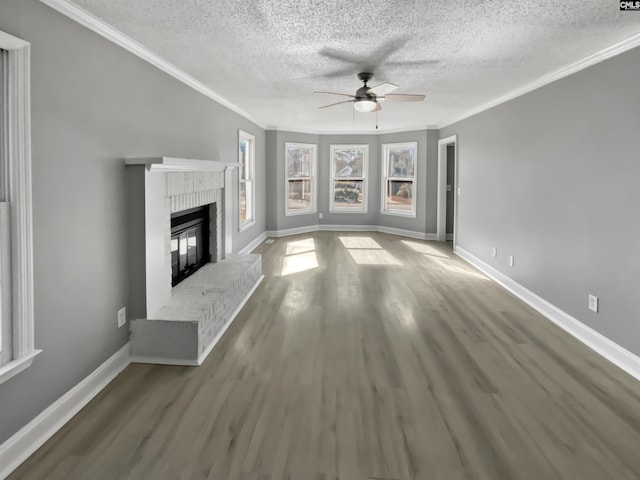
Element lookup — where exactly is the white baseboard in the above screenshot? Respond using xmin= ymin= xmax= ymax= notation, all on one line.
xmin=238 ymin=231 xmax=268 ymax=254
xmin=446 ymin=233 xmax=453 ymax=241
xmin=455 ymin=247 xmax=640 ymax=382
xmin=0 ymin=343 xmax=131 ymax=479
xmin=266 ymin=224 xmax=438 ymax=241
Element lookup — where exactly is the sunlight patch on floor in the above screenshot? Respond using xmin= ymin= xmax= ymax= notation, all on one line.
xmin=348 ymin=249 xmax=402 ymax=265
xmin=430 ymin=257 xmax=490 ymax=280
xmin=401 ymin=240 xmax=450 ymax=258
xmin=339 ymin=236 xmax=382 ymax=249
xmin=286 ymin=238 xmax=316 ymax=255
xmin=339 ymin=236 xmax=401 ymax=265
xmin=282 ymin=251 xmax=319 ymax=276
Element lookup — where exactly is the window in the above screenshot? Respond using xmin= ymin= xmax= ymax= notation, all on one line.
xmin=0 ymin=31 xmax=39 ymax=385
xmin=285 ymin=142 xmax=317 ymax=215
xmin=330 ymin=144 xmax=368 ymax=213
xmin=381 ymin=142 xmax=418 ymax=217
xmin=238 ymin=130 xmax=255 ymax=231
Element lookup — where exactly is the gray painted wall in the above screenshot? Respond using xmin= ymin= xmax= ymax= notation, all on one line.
xmin=266 ymin=129 xmax=438 ymax=235
xmin=0 ymin=0 xmax=265 ymax=443
xmin=440 ymin=46 xmax=640 ymax=357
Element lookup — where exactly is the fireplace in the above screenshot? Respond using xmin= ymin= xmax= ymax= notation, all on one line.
xmin=171 ymin=206 xmax=211 ymax=286
xmin=126 ymin=156 xmax=264 ymax=365
xmin=125 ymin=156 xmax=236 ymax=319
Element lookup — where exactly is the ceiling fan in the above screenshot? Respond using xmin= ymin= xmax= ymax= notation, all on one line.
xmin=315 ymin=72 xmax=425 ymax=113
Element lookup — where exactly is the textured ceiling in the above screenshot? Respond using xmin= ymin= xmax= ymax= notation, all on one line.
xmin=70 ymin=0 xmax=640 ymax=132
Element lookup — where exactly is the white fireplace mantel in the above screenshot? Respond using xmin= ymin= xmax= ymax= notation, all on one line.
xmin=125 ymin=156 xmax=240 ymax=172
xmin=126 ymin=155 xmax=239 ymax=318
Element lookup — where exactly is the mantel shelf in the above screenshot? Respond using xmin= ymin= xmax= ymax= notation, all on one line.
xmin=125 ymin=156 xmax=240 ymax=172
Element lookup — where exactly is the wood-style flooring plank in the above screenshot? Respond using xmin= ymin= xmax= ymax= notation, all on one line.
xmin=9 ymin=231 xmax=640 ymax=480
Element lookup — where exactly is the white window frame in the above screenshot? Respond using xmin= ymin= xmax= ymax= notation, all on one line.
xmin=329 ymin=144 xmax=368 ymax=214
xmin=238 ymin=130 xmax=255 ymax=232
xmin=381 ymin=141 xmax=418 ymax=218
xmin=0 ymin=31 xmax=40 ymax=385
xmin=285 ymin=142 xmax=317 ymax=216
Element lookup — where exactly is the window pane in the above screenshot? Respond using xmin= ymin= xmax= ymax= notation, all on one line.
xmin=388 ymin=146 xmax=415 ymax=178
xmin=239 ymin=181 xmax=247 ymax=223
xmin=334 ymin=149 xmax=364 ymax=178
xmin=288 ymin=179 xmax=313 ymax=210
xmin=386 ymin=180 xmax=413 ymax=211
xmin=287 ymin=147 xmax=312 ymax=178
xmin=187 ymin=228 xmax=197 ymax=265
xmin=171 ymin=237 xmax=179 ymax=279
xmin=245 ymin=180 xmax=253 ymax=223
xmin=179 ymin=232 xmax=188 ymax=269
xmin=333 ymin=180 xmax=364 ymax=208
xmin=239 ymin=139 xmax=248 ymax=180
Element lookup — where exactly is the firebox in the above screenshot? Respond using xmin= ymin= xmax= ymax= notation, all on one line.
xmin=170 ymin=206 xmax=211 ymax=286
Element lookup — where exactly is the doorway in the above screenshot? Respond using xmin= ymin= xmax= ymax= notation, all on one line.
xmin=436 ymin=135 xmax=457 ymax=247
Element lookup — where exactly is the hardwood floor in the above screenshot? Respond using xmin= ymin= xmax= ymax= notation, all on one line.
xmin=10 ymin=231 xmax=640 ymax=479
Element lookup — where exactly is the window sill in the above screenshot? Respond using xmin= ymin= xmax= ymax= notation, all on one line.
xmin=239 ymin=220 xmax=256 ymax=233
xmin=0 ymin=349 xmax=42 ymax=385
xmin=329 ymin=209 xmax=368 ymax=214
xmin=380 ymin=210 xmax=417 ymax=218
xmin=285 ymin=210 xmax=317 ymax=217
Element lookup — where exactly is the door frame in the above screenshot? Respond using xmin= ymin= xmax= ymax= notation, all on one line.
xmin=436 ymin=135 xmax=458 ymax=248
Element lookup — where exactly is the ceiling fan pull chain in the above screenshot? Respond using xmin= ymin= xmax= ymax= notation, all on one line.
xmin=376 ymin=109 xmax=379 ymax=130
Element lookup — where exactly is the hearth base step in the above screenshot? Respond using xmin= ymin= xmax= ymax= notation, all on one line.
xmin=130 ymin=254 xmax=263 ymax=365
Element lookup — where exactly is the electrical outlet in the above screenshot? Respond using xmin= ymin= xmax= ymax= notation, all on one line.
xmin=319 ymin=212 xmax=323 ymax=219
xmin=117 ymin=307 xmax=126 ymax=328
xmin=588 ymin=294 xmax=598 ymax=313
xmin=447 ymin=184 xmax=452 ymax=192
xmin=509 ymin=255 xmax=515 ymax=267
xmin=492 ymin=247 xmax=497 ymax=258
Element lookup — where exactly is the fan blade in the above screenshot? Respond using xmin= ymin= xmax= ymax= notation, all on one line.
xmin=385 ymin=59 xmax=440 ymax=68
xmin=314 ymin=91 xmax=356 ymax=98
xmin=368 ymin=82 xmax=398 ymax=96
xmin=319 ymin=99 xmax=355 ymax=109
xmin=373 ymin=102 xmax=382 ymax=112
xmin=379 ymin=94 xmax=425 ymax=102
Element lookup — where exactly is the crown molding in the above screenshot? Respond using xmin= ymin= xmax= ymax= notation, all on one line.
xmin=438 ymin=32 xmax=640 ymax=129
xmin=38 ymin=0 xmax=268 ymax=130
xmin=267 ymin=125 xmax=436 ymax=136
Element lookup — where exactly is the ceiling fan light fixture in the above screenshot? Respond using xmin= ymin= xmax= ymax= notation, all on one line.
xmin=353 ymin=99 xmax=377 ymax=113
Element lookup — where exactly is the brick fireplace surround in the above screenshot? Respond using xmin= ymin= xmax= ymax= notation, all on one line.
xmin=125 ymin=158 xmax=263 ymax=365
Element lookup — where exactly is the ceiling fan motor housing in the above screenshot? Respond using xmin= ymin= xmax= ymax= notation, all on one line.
xmin=356 ymin=85 xmax=376 ymax=101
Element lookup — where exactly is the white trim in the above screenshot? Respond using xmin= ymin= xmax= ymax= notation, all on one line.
xmin=0 ymin=343 xmax=131 ymax=480
xmin=0 ymin=30 xmax=37 ymax=377
xmin=285 ymin=142 xmax=318 ymax=217
xmin=455 ymin=247 xmax=640 ymax=382
xmin=266 ymin=224 xmax=436 ymax=241
xmin=131 ymin=275 xmax=265 ymax=367
xmin=437 ymin=135 xmax=457 ymax=244
xmin=239 ymin=231 xmax=268 ymax=254
xmin=0 ymin=32 xmax=29 ymax=50
xmin=37 ymin=0 xmax=267 ymax=129
xmin=438 ymin=33 xmax=640 ymax=129
xmin=0 ymin=349 xmax=41 ymax=385
xmin=446 ymin=233 xmax=453 ymax=241
xmin=223 ymin=167 xmax=233 ymax=257
xmin=381 ymin=142 xmax=418 ymax=217
xmin=329 ymin=144 xmax=369 ymax=214
xmin=125 ymin=157 xmax=239 ymax=172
